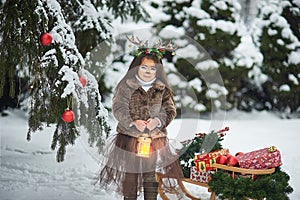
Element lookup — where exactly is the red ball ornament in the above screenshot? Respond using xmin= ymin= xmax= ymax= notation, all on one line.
xmin=79 ymin=76 xmax=87 ymax=87
xmin=227 ymin=155 xmax=238 ymax=166
xmin=62 ymin=109 xmax=75 ymax=123
xmin=252 ymin=174 xmax=257 ymax=181
xmin=226 ymin=154 xmax=232 ymax=159
xmin=40 ymin=32 xmax=53 ymax=46
xmin=207 ymin=175 xmax=212 ymax=182
xmin=217 ymin=155 xmax=228 ymax=165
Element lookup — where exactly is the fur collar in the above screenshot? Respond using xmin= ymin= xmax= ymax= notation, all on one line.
xmin=126 ymin=78 xmax=165 ymax=90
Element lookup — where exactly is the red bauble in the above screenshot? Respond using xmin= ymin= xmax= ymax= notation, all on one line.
xmin=235 ymin=152 xmax=244 ymax=157
xmin=40 ymin=32 xmax=52 ymax=46
xmin=62 ymin=109 xmax=75 ymax=123
xmin=207 ymin=175 xmax=212 ymax=182
xmin=79 ymin=76 xmax=87 ymax=87
xmin=252 ymin=174 xmax=257 ymax=181
xmin=216 ymin=155 xmax=228 ymax=164
xmin=227 ymin=155 xmax=238 ymax=166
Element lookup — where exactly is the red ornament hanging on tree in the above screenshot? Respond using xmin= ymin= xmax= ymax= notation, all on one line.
xmin=40 ymin=32 xmax=53 ymax=46
xmin=62 ymin=109 xmax=75 ymax=123
xmin=79 ymin=76 xmax=87 ymax=87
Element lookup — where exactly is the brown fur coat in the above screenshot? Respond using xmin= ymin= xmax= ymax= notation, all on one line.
xmin=112 ymin=77 xmax=176 ymax=138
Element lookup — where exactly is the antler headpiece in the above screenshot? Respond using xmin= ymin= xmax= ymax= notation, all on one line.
xmin=126 ymin=35 xmax=177 ymax=59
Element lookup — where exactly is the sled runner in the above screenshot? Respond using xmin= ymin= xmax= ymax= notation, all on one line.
xmin=156 ymin=163 xmax=275 ymax=200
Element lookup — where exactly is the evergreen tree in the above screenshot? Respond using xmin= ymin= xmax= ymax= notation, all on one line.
xmin=188 ymin=0 xmax=253 ymax=111
xmin=0 ymin=0 xmax=148 ymax=162
xmin=152 ymin=0 xmax=249 ymax=114
xmin=252 ymin=0 xmax=300 ymax=114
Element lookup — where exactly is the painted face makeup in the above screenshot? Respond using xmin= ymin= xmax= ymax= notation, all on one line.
xmin=139 ymin=65 xmax=157 ymax=74
xmin=137 ymin=58 xmax=157 ymax=82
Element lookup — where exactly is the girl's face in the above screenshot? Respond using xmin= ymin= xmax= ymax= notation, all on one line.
xmin=137 ymin=58 xmax=157 ymax=82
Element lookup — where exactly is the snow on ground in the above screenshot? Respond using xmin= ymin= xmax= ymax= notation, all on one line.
xmin=0 ymin=109 xmax=299 ymax=200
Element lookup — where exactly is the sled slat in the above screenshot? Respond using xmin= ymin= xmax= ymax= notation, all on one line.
xmin=156 ymin=172 xmax=215 ymax=200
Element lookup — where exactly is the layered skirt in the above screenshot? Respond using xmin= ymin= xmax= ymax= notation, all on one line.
xmin=96 ymin=132 xmax=184 ymax=197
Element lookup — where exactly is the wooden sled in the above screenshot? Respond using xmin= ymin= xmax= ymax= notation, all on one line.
xmin=156 ymin=172 xmax=215 ymax=200
xmin=156 ymin=163 xmax=275 ymax=200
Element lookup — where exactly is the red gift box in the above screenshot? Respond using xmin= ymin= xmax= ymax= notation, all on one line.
xmin=236 ymin=146 xmax=282 ymax=169
xmin=190 ymin=166 xmax=213 ymax=183
xmin=194 ymin=149 xmax=229 ymax=172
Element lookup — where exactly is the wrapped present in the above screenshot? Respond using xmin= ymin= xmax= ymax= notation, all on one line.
xmin=236 ymin=146 xmax=282 ymax=169
xmin=194 ymin=149 xmax=229 ymax=172
xmin=190 ymin=166 xmax=213 ymax=183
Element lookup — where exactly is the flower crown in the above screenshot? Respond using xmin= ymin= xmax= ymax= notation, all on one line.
xmin=126 ymin=35 xmax=177 ymax=59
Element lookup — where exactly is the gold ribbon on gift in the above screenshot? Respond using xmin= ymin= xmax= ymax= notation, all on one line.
xmin=268 ymin=146 xmax=277 ymax=153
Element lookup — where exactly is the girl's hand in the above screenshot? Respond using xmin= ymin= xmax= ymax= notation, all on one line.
xmin=132 ymin=120 xmax=147 ymax=132
xmin=146 ymin=118 xmax=159 ymax=131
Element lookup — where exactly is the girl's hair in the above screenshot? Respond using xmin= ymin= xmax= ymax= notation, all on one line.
xmin=115 ymin=54 xmax=174 ymax=99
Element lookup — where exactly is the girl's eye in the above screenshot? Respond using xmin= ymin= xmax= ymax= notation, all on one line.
xmin=140 ymin=66 xmax=147 ymax=71
xmin=150 ymin=67 xmax=157 ymax=72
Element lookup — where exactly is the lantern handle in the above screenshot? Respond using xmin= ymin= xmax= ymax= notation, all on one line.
xmin=143 ymin=128 xmax=150 ymax=137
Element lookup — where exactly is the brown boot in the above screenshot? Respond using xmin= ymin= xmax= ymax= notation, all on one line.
xmin=123 ymin=173 xmax=138 ymax=200
xmin=124 ymin=197 xmax=137 ymax=200
xmin=144 ymin=181 xmax=158 ymax=200
xmin=143 ymin=172 xmax=158 ymax=200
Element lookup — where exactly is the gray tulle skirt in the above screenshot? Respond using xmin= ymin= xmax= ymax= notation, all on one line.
xmin=96 ymin=132 xmax=184 ymax=197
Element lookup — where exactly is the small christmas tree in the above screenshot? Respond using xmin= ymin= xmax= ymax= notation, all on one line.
xmin=178 ymin=127 xmax=229 ymax=177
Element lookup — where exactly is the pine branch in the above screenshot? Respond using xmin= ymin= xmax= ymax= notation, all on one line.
xmin=106 ymin=0 xmax=150 ymax=22
xmin=208 ymin=167 xmax=293 ymax=199
xmin=178 ymin=127 xmax=229 ymax=177
xmin=51 ymin=121 xmax=79 ymax=162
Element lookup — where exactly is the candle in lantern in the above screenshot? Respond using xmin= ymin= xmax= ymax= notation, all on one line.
xmin=136 ymin=134 xmax=152 ymax=158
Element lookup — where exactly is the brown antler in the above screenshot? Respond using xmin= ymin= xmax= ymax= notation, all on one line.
xmin=126 ymin=35 xmax=148 ymax=47
xmin=153 ymin=39 xmax=164 ymax=48
xmin=165 ymin=41 xmax=177 ymax=52
xmin=126 ymin=34 xmax=177 ymax=53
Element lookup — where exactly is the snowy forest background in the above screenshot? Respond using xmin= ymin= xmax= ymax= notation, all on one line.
xmin=0 ymin=0 xmax=300 ymax=172
xmin=0 ymin=0 xmax=300 ymax=199
xmin=2 ymin=0 xmax=300 ymax=116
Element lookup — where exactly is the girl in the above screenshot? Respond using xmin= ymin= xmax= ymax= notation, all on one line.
xmin=98 ymin=52 xmax=183 ymax=200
